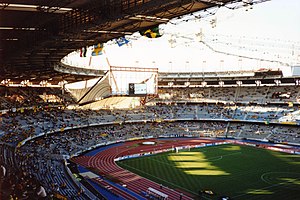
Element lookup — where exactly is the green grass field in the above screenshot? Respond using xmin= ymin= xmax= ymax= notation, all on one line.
xmin=117 ymin=144 xmax=300 ymax=200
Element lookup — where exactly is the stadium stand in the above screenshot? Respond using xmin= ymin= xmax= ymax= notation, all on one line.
xmin=1 ymin=83 xmax=300 ymax=199
xmin=1 ymin=0 xmax=297 ymax=199
xmin=157 ymin=85 xmax=300 ymax=103
xmin=0 ymin=86 xmax=76 ymax=110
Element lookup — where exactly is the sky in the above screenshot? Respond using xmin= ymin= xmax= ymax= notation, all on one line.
xmin=62 ymin=0 xmax=300 ymax=73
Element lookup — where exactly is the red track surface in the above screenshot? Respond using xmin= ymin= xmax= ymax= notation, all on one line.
xmin=71 ymin=138 xmax=222 ymax=200
xmin=92 ymin=177 xmax=139 ymax=200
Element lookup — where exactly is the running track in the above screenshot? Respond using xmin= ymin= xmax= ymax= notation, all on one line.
xmin=71 ymin=138 xmax=222 ymax=200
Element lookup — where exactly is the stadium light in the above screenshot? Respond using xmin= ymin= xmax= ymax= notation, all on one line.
xmin=40 ymin=80 xmax=48 ymax=87
xmin=83 ymin=30 xmax=133 ymax=35
xmin=255 ymin=80 xmax=261 ymax=86
xmin=128 ymin=15 xmax=169 ymax=23
xmin=1 ymin=79 xmax=10 ymax=86
xmin=168 ymin=82 xmax=174 ymax=87
xmin=0 ymin=3 xmax=72 ymax=13
xmin=21 ymin=80 xmax=30 ymax=86
xmin=0 ymin=27 xmax=13 ymax=30
xmin=58 ymin=80 xmax=68 ymax=87
xmin=236 ymin=81 xmax=242 ymax=86
xmin=219 ymin=81 xmax=224 ymax=87
xmin=4 ymin=38 xmax=18 ymax=41
xmin=274 ymin=80 xmax=281 ymax=86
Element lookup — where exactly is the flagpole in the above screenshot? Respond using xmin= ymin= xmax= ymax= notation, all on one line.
xmin=103 ymin=49 xmax=111 ymax=67
xmin=89 ymin=56 xmax=92 ymax=66
xmin=102 ymin=48 xmax=112 ymax=94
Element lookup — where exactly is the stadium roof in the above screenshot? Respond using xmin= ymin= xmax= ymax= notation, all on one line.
xmin=0 ymin=0 xmax=267 ymax=83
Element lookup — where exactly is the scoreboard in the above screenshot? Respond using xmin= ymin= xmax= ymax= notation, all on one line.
xmin=129 ymin=83 xmax=147 ymax=95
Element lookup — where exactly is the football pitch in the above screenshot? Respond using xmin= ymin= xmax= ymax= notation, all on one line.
xmin=117 ymin=144 xmax=300 ymax=200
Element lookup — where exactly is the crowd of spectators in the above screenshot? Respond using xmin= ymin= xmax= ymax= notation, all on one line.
xmin=1 ymin=85 xmax=298 ymax=112
xmin=0 ymin=165 xmax=47 ymax=200
xmin=0 ymin=143 xmax=49 ymax=200
xmin=1 ymin=103 xmax=299 ymax=145
xmin=0 ymin=86 xmax=76 ymax=110
xmin=15 ymin=147 xmax=94 ymax=200
xmin=0 ymin=84 xmax=300 ymax=199
xmin=157 ymin=85 xmax=300 ymax=103
xmin=226 ymin=123 xmax=300 ymax=143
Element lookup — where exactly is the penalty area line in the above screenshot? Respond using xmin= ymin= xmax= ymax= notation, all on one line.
xmin=119 ymin=162 xmax=199 ymax=196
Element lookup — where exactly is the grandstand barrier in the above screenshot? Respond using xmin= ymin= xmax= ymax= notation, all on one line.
xmin=0 ymin=104 xmax=65 ymax=115
xmin=114 ymin=141 xmax=230 ymax=162
xmin=111 ymin=140 xmax=300 ymax=171
xmin=147 ymin=187 xmax=168 ymax=200
xmin=63 ymin=160 xmax=99 ymax=199
xmin=16 ymin=116 xmax=300 ymax=158
xmin=231 ymin=140 xmax=300 ymax=154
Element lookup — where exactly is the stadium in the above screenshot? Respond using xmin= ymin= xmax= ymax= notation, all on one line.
xmin=0 ymin=0 xmax=300 ymax=200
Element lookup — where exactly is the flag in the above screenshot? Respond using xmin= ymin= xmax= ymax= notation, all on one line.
xmin=115 ymin=37 xmax=129 ymax=47
xmin=80 ymin=47 xmax=87 ymax=57
xmin=83 ymin=46 xmax=87 ymax=57
xmin=17 ymin=142 xmax=23 ymax=148
xmin=139 ymin=26 xmax=162 ymax=38
xmin=91 ymin=43 xmax=104 ymax=56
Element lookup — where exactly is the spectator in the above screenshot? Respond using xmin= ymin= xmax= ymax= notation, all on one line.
xmin=0 ymin=165 xmax=6 ymax=178
xmin=37 ymin=185 xmax=47 ymax=199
